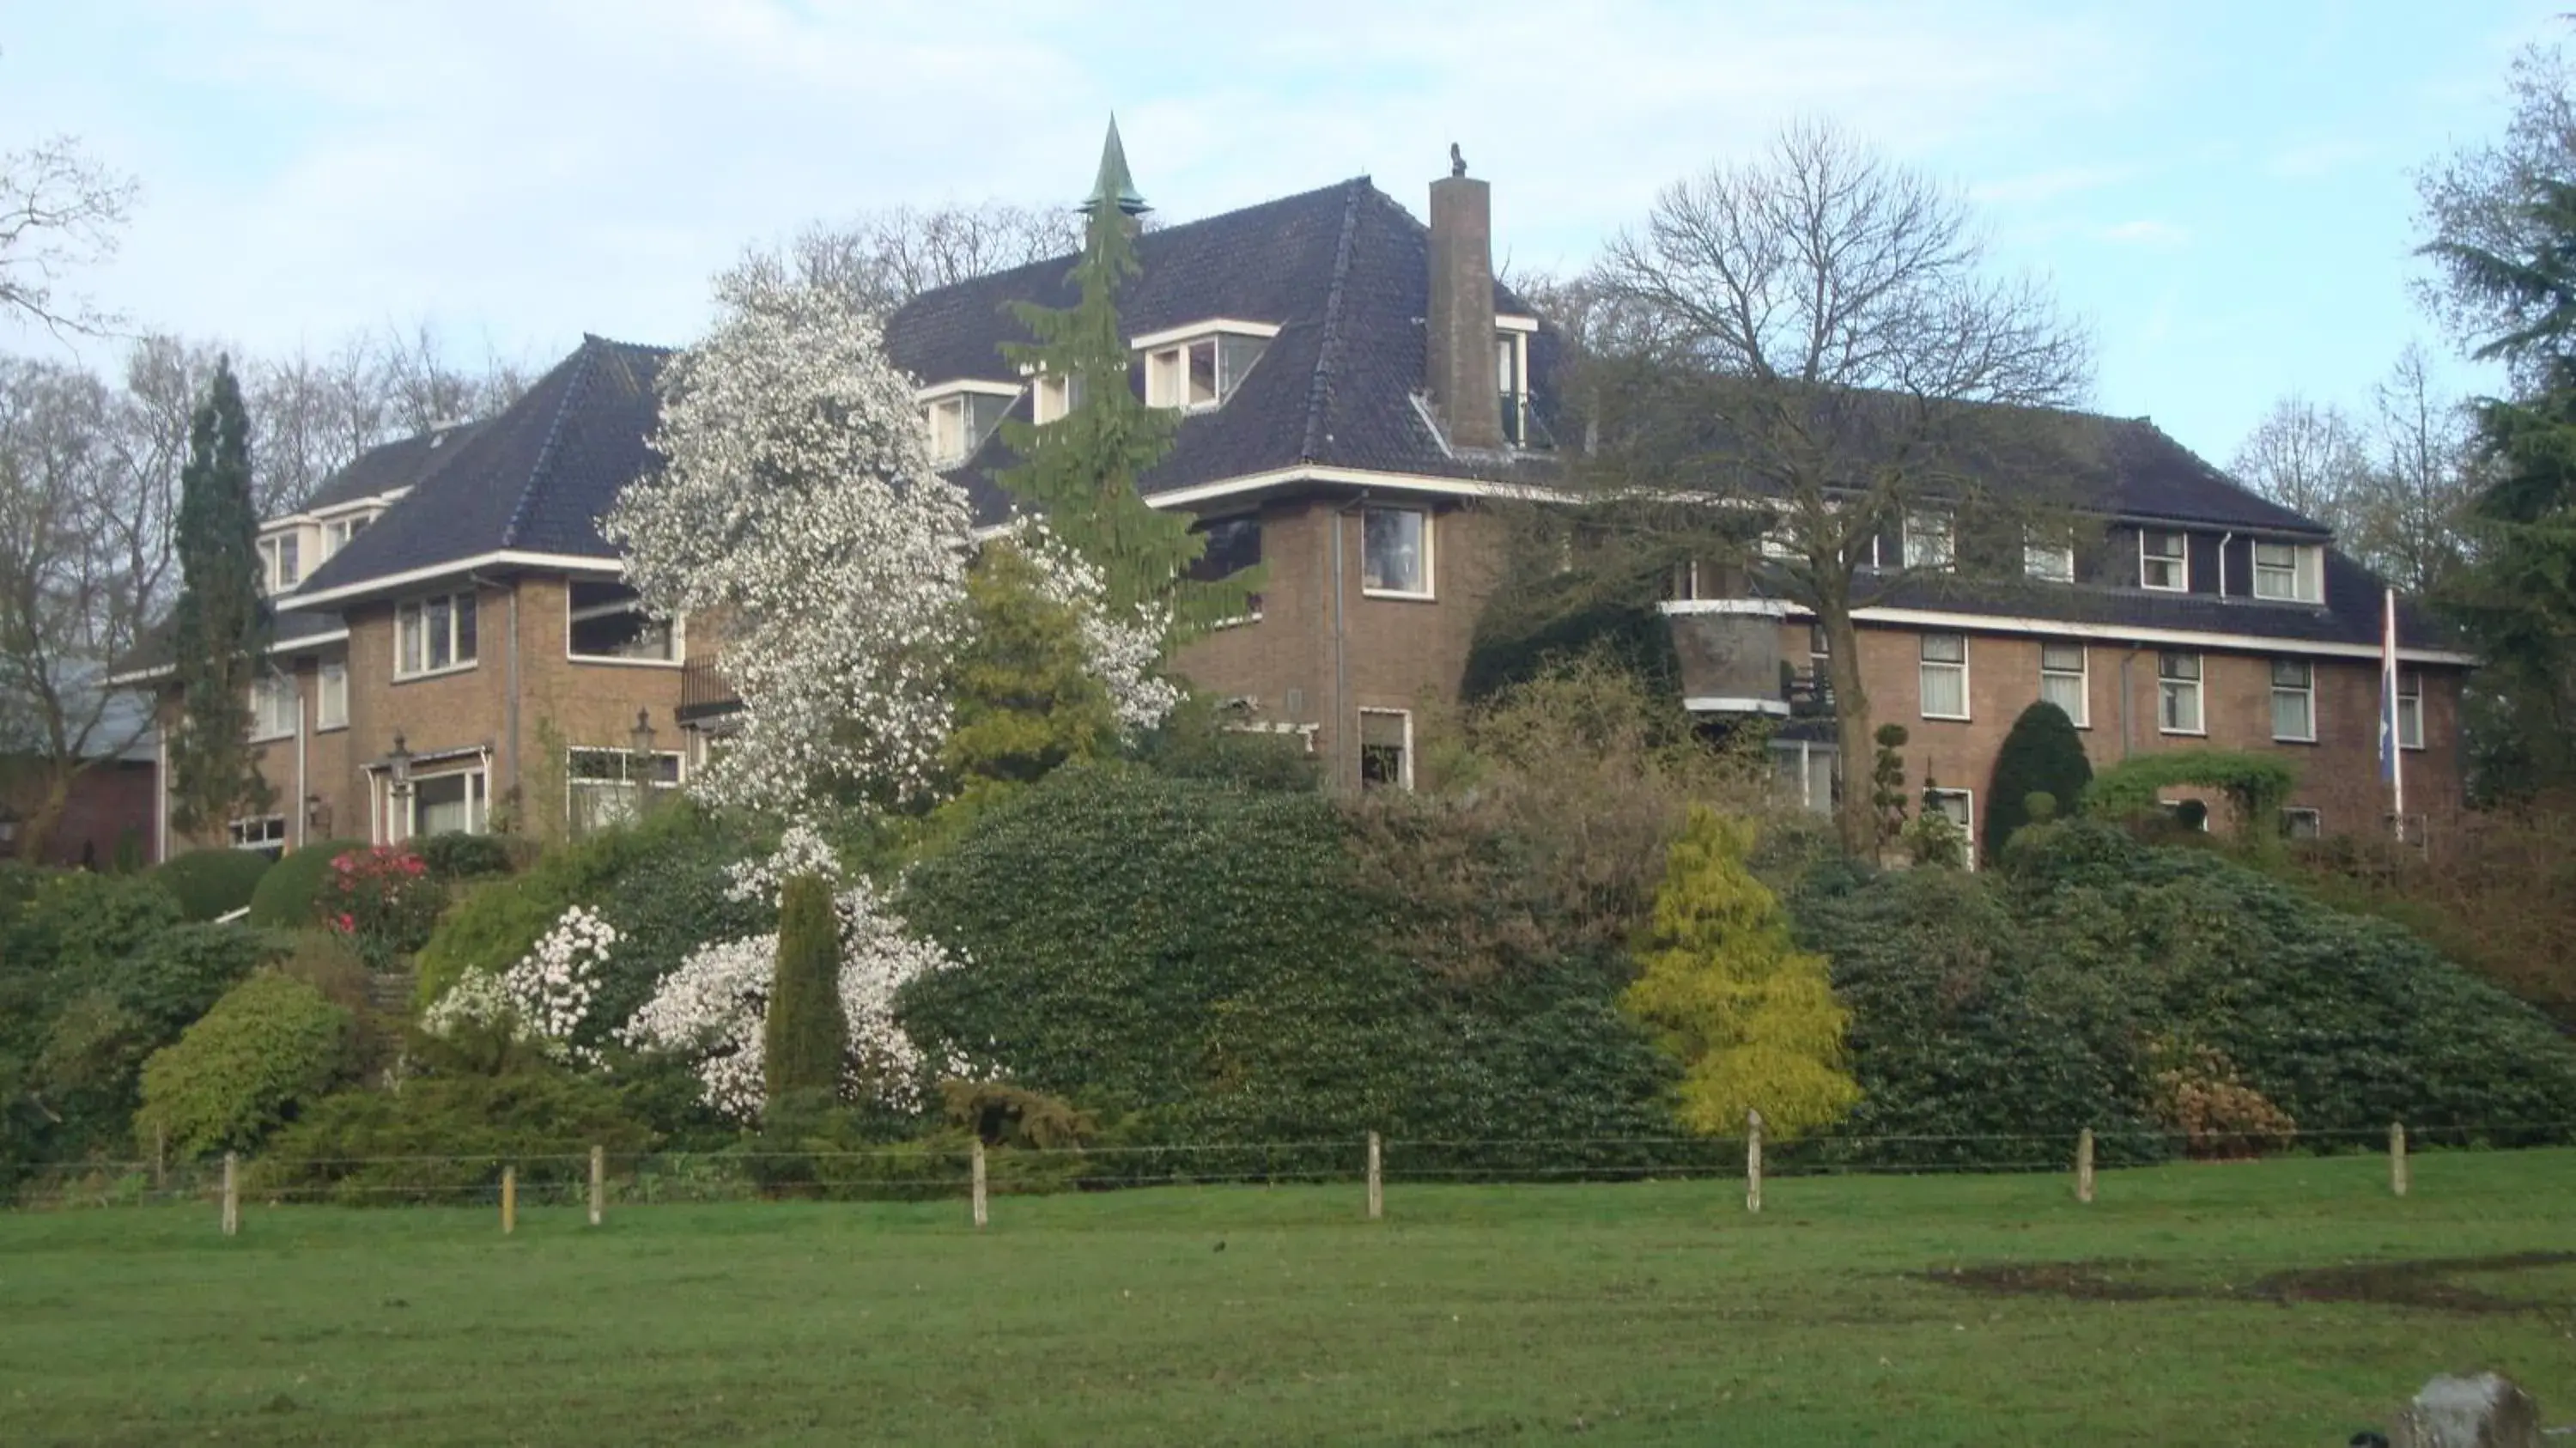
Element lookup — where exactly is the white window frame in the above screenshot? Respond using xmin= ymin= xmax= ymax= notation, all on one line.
xmin=319 ymin=512 xmax=374 ymax=560
xmin=1031 ymin=373 xmax=1084 ymax=425
xmin=1923 ymin=787 xmax=1977 ymax=870
xmin=2251 ymin=541 xmax=2325 ymax=604
xmin=2024 ymin=532 xmax=2075 ymax=582
xmin=2269 ymin=658 xmax=2317 ymax=743
xmin=316 ymin=659 xmax=349 ymax=731
xmin=2157 ymin=651 xmax=2205 ymax=735
xmin=402 ymin=764 xmax=489 ymax=840
xmin=1917 ymin=632 xmax=1970 ymax=721
xmin=1134 ymin=320 xmax=1277 ymax=413
xmin=1496 ymin=325 xmax=1532 ymax=446
xmin=247 ymin=669 xmax=298 ymax=743
xmin=1360 ymin=506 xmax=1435 ymax=599
xmin=2038 ymin=642 xmax=2089 ymax=727
xmin=565 ymin=746 xmax=685 ymax=836
xmin=1905 ymin=511 xmax=1955 ymax=572
xmin=565 ymin=580 xmax=683 ymax=667
xmin=2281 ymin=806 xmax=2323 ymax=841
xmin=2140 ymin=529 xmax=2190 ymax=593
xmin=394 ymin=590 xmax=478 ymax=680
xmin=1358 ymin=708 xmax=1413 ymax=792
xmin=2396 ymin=669 xmax=2424 ymax=751
xmin=228 ymin=814 xmax=288 ymax=854
xmin=914 ymin=380 xmax=1020 ymax=466
xmin=258 ymin=532 xmax=302 ymax=594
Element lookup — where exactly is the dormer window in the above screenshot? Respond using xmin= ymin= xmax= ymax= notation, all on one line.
xmin=1032 ymin=372 xmax=1085 ymax=425
xmin=1135 ymin=320 xmax=1277 ymax=411
xmin=2139 ymin=529 xmax=2189 ymax=592
xmin=2251 ymin=540 xmax=2324 ymax=604
xmin=258 ymin=533 xmax=301 ymax=594
xmin=916 ymin=382 xmax=1018 ymax=466
xmin=1904 ymin=511 xmax=1955 ymax=572
xmin=320 ymin=512 xmax=374 ymax=559
xmin=1497 ymin=315 xmax=1536 ymax=446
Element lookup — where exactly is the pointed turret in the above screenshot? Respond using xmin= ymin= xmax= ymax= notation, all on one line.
xmin=1082 ymin=115 xmax=1150 ymax=218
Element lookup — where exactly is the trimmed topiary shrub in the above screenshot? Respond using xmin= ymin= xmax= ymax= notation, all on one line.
xmin=135 ymin=971 xmax=351 ymax=1158
xmin=763 ymin=874 xmax=846 ymax=1110
xmin=150 ymin=848 xmax=273 ymax=922
xmin=246 ymin=838 xmax=370 ymax=929
xmin=1983 ymin=700 xmax=2091 ymax=861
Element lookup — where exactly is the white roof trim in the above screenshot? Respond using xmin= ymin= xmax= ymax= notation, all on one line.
xmin=285 ymin=551 xmax=625 ymax=608
xmin=1142 ymin=464 xmax=1571 ymax=511
xmin=914 ymin=379 xmax=1024 ymax=402
xmin=259 ymin=488 xmax=411 ymax=532
xmin=1128 ymin=318 xmax=1283 ymax=351
xmin=108 ymin=627 xmax=351 ymax=685
xmin=1495 ymin=314 xmax=1540 ymax=333
xmin=1660 ymin=599 xmax=2477 ymax=666
xmin=1683 ymin=697 xmax=1791 ymax=716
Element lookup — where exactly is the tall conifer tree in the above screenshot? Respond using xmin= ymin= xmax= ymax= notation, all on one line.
xmin=167 ymin=356 xmax=272 ymax=836
xmin=995 ymin=119 xmax=1257 ymax=639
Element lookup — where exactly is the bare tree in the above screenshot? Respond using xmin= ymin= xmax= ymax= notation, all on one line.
xmin=738 ymin=203 xmax=1085 ymax=315
xmin=2228 ymin=393 xmax=2368 ymax=533
xmin=2351 ymin=344 xmax=2478 ymax=595
xmin=1589 ymin=119 xmax=2094 ymax=857
xmin=0 ymin=357 xmax=174 ymax=860
xmin=0 ymin=136 xmax=137 ymax=335
xmin=240 ymin=323 xmax=532 ymax=513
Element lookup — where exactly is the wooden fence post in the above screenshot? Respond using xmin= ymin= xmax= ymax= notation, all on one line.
xmin=589 ymin=1145 xmax=605 ymax=1226
xmin=2075 ymin=1129 xmax=2096 ymax=1205
xmin=501 ymin=1165 xmax=516 ymax=1235
xmin=1366 ymin=1132 xmax=1383 ymax=1220
xmin=2390 ymin=1123 xmax=2409 ymax=1198
xmin=970 ymin=1139 xmax=988 ymax=1230
xmin=1745 ymin=1110 xmax=1764 ymax=1215
xmin=221 ymin=1152 xmax=239 ymax=1238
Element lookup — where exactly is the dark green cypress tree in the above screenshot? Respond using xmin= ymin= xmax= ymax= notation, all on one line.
xmin=167 ymin=356 xmax=272 ymax=837
xmin=994 ymin=119 xmax=1258 ymax=639
xmin=1984 ymin=700 xmax=2092 ymax=861
xmin=763 ymin=873 xmax=847 ymax=1111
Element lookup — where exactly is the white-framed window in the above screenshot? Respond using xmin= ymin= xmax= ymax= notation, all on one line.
xmin=1923 ymin=787 xmax=1977 ymax=869
xmin=2281 ymin=806 xmax=2324 ymax=841
xmin=1358 ymin=709 xmax=1413 ymax=791
xmin=2158 ymin=651 xmax=2203 ymax=734
xmin=1142 ymin=332 xmax=1268 ymax=411
xmin=258 ymin=532 xmax=302 ymax=594
xmin=1918 ymin=632 xmax=1969 ymax=720
xmin=2396 ymin=669 xmax=2424 ymax=750
xmin=2024 ymin=531 xmax=2075 ymax=582
xmin=320 ymin=513 xmax=374 ymax=559
xmin=395 ymin=590 xmax=478 ymax=678
xmin=1362 ymin=506 xmax=1432 ymax=598
xmin=248 ymin=670 xmax=298 ymax=741
xmin=2039 ymin=642 xmax=2088 ymax=727
xmin=567 ymin=580 xmax=678 ymax=664
xmin=317 ymin=660 xmax=349 ymax=731
xmin=2251 ymin=541 xmax=2325 ymax=603
xmin=1758 ymin=527 xmax=1799 ymax=562
xmin=920 ymin=388 xmax=1015 ymax=465
xmin=408 ymin=766 xmax=488 ymax=838
xmin=2270 ymin=658 xmax=2317 ymax=742
xmin=566 ymin=747 xmax=683 ymax=837
xmin=1031 ymin=373 xmax=1086 ymax=425
xmin=1497 ymin=325 xmax=1532 ymax=445
xmin=228 ymin=814 xmax=287 ymax=856
xmin=1905 ymin=511 xmax=1955 ymax=572
xmin=2140 ymin=529 xmax=2189 ymax=592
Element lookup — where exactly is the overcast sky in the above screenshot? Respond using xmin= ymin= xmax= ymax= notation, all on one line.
xmin=0 ymin=1 xmax=2561 ymax=465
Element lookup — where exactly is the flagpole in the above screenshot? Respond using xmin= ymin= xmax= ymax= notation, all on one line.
xmin=2385 ymin=588 xmax=2405 ymax=843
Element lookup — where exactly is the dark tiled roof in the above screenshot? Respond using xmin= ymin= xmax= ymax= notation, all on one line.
xmin=884 ymin=178 xmax=1564 ymax=520
xmin=2094 ymin=418 xmax=2327 ymax=535
xmin=114 ymin=606 xmax=348 ymax=678
xmin=303 ymin=421 xmax=489 ymax=511
xmin=295 ymin=336 xmax=667 ymax=597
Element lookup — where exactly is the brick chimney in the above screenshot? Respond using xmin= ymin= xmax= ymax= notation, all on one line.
xmin=1427 ymin=159 xmax=1500 ymax=452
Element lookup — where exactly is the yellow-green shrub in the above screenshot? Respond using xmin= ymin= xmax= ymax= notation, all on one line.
xmin=135 ymin=972 xmax=350 ymax=1158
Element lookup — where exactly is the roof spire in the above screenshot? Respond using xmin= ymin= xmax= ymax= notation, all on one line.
xmin=1083 ymin=114 xmax=1149 ymax=218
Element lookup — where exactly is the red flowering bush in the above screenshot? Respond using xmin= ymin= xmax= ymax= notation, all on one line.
xmin=319 ymin=846 xmax=445 ymax=970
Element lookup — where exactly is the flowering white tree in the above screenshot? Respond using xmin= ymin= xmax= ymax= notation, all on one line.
xmin=421 ymin=906 xmax=619 ymax=1065
xmin=604 ymin=266 xmax=975 ymax=812
xmin=1005 ymin=521 xmax=1181 ymax=737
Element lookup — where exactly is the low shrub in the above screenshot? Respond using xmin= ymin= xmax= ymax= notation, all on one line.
xmin=150 ymin=849 xmax=274 ymax=922
xmin=317 ymin=846 xmax=441 ymax=970
xmin=135 ymin=972 xmax=351 ymax=1159
xmin=252 ymin=1069 xmax=653 ymax=1205
xmin=246 ymin=839 xmax=370 ymax=929
xmin=414 ymin=832 xmax=517 ymax=884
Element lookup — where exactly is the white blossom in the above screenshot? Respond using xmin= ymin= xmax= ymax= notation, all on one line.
xmin=421 ymin=905 xmax=619 ymax=1066
xmin=1004 ymin=520 xmax=1182 ymax=737
xmin=723 ymin=821 xmax=843 ymax=907
xmin=604 ymin=266 xmax=975 ymax=812
xmin=618 ymin=881 xmax=965 ymax=1120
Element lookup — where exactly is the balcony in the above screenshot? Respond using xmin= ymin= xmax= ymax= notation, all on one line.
xmin=675 ymin=659 xmax=740 ymax=725
xmin=1782 ymin=666 xmax=1836 ymax=719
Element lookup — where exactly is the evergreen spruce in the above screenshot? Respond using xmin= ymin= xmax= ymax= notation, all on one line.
xmin=1620 ymin=806 xmax=1860 ymax=1139
xmin=762 ymin=873 xmax=847 ymax=1110
xmin=940 ymin=545 xmax=1117 ymax=798
xmin=166 ymin=356 xmax=272 ymax=837
xmin=1983 ymin=700 xmax=2092 ymax=860
xmin=994 ymin=120 xmax=1258 ymax=639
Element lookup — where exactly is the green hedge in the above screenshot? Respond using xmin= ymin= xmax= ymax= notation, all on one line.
xmin=252 ymin=1069 xmax=653 ymax=1204
xmin=136 ymin=971 xmax=351 ymax=1158
xmin=896 ymin=766 xmax=1673 ymax=1161
xmin=246 ymin=839 xmax=371 ymax=929
xmin=150 ymin=849 xmax=274 ymax=922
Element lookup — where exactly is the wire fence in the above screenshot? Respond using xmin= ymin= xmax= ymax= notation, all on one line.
xmin=9 ymin=1119 xmax=2571 ymax=1220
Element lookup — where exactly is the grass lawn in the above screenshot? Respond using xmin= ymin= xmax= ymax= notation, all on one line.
xmin=3 ymin=1150 xmax=2572 ymax=1446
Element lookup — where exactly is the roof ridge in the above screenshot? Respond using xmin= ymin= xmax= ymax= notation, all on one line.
xmin=501 ymin=336 xmax=602 ymax=550
xmin=1299 ymin=179 xmax=1369 ymax=462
